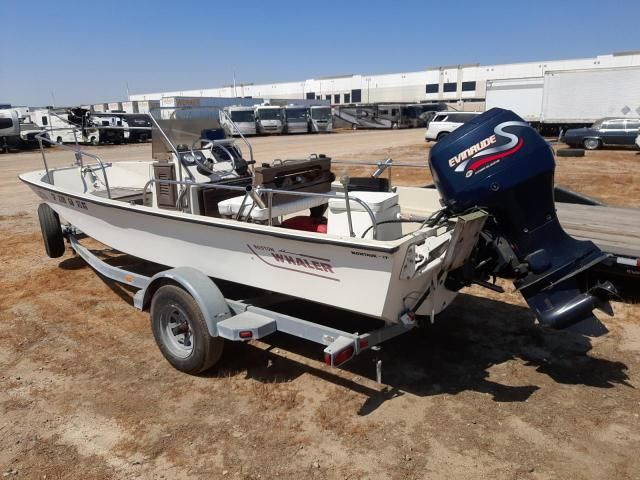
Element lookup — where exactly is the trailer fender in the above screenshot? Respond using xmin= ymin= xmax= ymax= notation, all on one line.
xmin=134 ymin=267 xmax=232 ymax=337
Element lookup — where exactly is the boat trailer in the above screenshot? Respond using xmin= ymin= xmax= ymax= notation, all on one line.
xmin=66 ymin=231 xmax=413 ymax=378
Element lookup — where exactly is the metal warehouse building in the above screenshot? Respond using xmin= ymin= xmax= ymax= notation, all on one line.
xmin=129 ymin=51 xmax=640 ymax=109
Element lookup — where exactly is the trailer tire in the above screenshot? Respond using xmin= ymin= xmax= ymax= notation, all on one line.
xmin=91 ymin=136 xmax=98 ymax=146
xmin=56 ymin=136 xmax=63 ymax=144
xmin=37 ymin=203 xmax=65 ymax=258
xmin=556 ymin=148 xmax=585 ymax=157
xmin=151 ymin=284 xmax=224 ymax=374
xmin=436 ymin=132 xmax=449 ymax=141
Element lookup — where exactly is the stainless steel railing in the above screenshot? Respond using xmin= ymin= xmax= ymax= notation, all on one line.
xmin=140 ymin=177 xmax=379 ymax=239
xmin=35 ymin=131 xmax=113 ymax=199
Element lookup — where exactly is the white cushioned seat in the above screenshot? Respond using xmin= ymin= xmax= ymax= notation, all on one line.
xmin=217 ymin=193 xmax=331 ymax=221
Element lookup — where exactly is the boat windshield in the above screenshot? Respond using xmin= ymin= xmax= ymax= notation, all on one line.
xmin=230 ymin=110 xmax=255 ymax=123
xmin=311 ymin=107 xmax=331 ymax=120
xmin=286 ymin=108 xmax=307 ymax=121
xmin=149 ymin=106 xmax=225 ymax=158
xmin=258 ymin=108 xmax=281 ymax=120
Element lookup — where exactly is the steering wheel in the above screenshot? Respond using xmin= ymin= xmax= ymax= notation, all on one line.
xmin=189 ymin=138 xmax=237 ymax=176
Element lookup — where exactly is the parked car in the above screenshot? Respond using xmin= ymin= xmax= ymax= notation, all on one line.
xmin=561 ymin=118 xmax=640 ymax=150
xmin=425 ymin=112 xmax=482 ymax=141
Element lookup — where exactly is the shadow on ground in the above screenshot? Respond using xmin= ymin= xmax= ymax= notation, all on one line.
xmin=207 ymin=292 xmax=631 ymax=415
xmin=60 ymin=253 xmax=632 ymax=416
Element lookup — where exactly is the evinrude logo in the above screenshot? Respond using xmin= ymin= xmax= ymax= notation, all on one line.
xmin=248 ymin=244 xmax=339 ymax=282
xmin=449 ymin=121 xmax=529 ymax=177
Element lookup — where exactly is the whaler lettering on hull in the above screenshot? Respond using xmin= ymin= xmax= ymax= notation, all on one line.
xmin=248 ymin=244 xmax=339 ymax=281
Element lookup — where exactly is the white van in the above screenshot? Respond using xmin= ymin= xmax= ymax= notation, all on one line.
xmin=425 ymin=111 xmax=481 ymax=141
xmin=221 ymin=106 xmax=257 ymax=136
xmin=254 ymin=105 xmax=284 ymax=134
xmin=309 ymin=106 xmax=332 ymax=133
xmin=283 ymin=106 xmax=309 ymax=134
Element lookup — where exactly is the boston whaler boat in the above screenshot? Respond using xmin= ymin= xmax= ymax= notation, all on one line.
xmin=20 ymin=107 xmax=616 ymax=374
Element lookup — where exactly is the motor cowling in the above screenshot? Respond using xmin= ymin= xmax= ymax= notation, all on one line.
xmin=429 ymin=108 xmax=614 ymax=330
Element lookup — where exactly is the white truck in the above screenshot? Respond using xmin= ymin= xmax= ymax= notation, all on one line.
xmin=221 ymin=106 xmax=257 ymax=136
xmin=283 ymin=105 xmax=309 ymax=134
xmin=486 ymin=66 xmax=640 ymax=136
xmin=254 ymin=105 xmax=284 ymax=134
xmin=309 ymin=105 xmax=332 ymax=133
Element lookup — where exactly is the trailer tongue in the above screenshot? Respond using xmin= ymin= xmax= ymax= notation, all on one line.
xmin=429 ymin=108 xmax=615 ymax=330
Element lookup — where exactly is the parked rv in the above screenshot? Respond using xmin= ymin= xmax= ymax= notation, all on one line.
xmin=411 ymin=103 xmax=448 ymax=128
xmin=425 ymin=112 xmax=482 ymax=141
xmin=91 ymin=112 xmax=126 ymax=144
xmin=376 ymin=104 xmax=403 ymax=128
xmin=221 ymin=106 xmax=257 ymax=136
xmin=334 ymin=105 xmax=389 ymax=129
xmin=376 ymin=103 xmax=447 ymax=129
xmin=283 ymin=106 xmax=309 ymax=133
xmin=254 ymin=105 xmax=283 ymax=134
xmin=1 ymin=107 xmax=48 ymax=150
xmin=117 ymin=113 xmax=152 ymax=142
xmin=0 ymin=109 xmax=21 ymax=151
xmin=32 ymin=108 xmax=99 ymax=145
xmin=309 ymin=106 xmax=332 ymax=133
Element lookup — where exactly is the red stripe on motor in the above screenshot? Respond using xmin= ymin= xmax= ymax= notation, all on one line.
xmin=468 ymin=138 xmax=524 ymax=172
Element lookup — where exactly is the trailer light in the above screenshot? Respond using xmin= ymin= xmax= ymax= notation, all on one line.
xmin=359 ymin=339 xmax=369 ymax=349
xmin=333 ymin=346 xmax=355 ymax=367
xmin=239 ymin=330 xmax=253 ymax=339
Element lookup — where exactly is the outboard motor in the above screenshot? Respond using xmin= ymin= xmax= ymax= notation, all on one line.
xmin=429 ymin=108 xmax=615 ymax=330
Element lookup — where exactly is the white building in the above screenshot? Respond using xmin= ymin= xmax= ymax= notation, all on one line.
xmin=129 ymin=51 xmax=640 ymax=109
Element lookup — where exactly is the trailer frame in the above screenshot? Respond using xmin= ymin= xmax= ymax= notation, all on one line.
xmin=65 ymin=231 xmax=417 ymax=371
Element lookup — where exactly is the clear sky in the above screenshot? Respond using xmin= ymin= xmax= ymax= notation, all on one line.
xmin=1 ymin=0 xmax=639 ymax=106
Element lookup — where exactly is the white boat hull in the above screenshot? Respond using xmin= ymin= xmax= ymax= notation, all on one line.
xmin=23 ymin=172 xmax=467 ymax=323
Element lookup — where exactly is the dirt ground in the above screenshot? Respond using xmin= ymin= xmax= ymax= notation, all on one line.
xmin=1 ymin=130 xmax=639 ymax=479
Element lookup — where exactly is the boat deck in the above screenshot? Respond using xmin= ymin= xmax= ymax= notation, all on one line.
xmin=557 ymin=203 xmax=640 ymax=259
xmin=91 ymin=187 xmax=149 ymax=203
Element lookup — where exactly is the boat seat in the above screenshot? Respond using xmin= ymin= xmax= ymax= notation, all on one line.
xmin=217 ymin=193 xmax=330 ymax=222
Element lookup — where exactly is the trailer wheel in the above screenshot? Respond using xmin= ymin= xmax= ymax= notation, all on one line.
xmin=556 ymin=148 xmax=585 ymax=157
xmin=56 ymin=136 xmax=63 ymax=144
xmin=90 ymin=136 xmax=98 ymax=146
xmin=436 ymin=132 xmax=449 ymax=141
xmin=150 ymin=285 xmax=224 ymax=374
xmin=37 ymin=203 xmax=65 ymax=258
xmin=583 ymin=138 xmax=601 ymax=150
